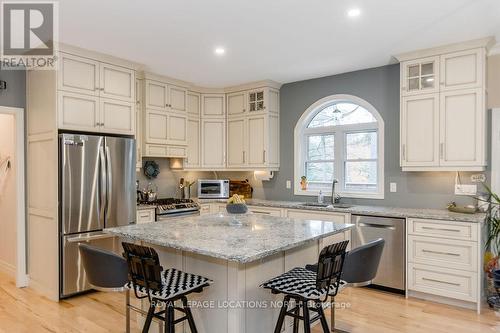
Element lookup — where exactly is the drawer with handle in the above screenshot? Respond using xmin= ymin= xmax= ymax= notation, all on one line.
xmin=137 ymin=208 xmax=155 ymax=224
xmin=408 ymin=263 xmax=477 ymax=302
xmin=408 ymin=235 xmax=477 ymax=272
xmin=248 ymin=206 xmax=283 ymax=217
xmin=407 ymin=218 xmax=478 ymax=241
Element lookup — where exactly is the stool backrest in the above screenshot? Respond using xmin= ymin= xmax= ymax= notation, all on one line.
xmin=341 ymin=238 xmax=385 ymax=284
xmin=316 ymin=240 xmax=349 ymax=298
xmin=78 ymin=243 xmax=128 ymax=290
xmin=122 ymin=242 xmax=163 ymax=298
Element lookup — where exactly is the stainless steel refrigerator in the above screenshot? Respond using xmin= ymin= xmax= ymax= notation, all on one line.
xmin=59 ymin=133 xmax=136 ymax=298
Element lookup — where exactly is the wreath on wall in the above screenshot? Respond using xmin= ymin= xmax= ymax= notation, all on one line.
xmin=143 ymin=160 xmax=160 ymax=179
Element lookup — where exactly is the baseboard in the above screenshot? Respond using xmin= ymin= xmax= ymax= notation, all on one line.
xmin=0 ymin=259 xmax=15 ymax=277
xmin=408 ymin=290 xmax=478 ymax=312
xmin=28 ymin=278 xmax=59 ymax=302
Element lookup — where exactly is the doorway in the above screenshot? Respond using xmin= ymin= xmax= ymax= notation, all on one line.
xmin=0 ymin=106 xmax=26 ymax=287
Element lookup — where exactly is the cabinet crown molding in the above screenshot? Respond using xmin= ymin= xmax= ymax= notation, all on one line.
xmin=394 ymin=36 xmax=496 ymax=62
xmin=59 ymin=43 xmax=143 ymax=70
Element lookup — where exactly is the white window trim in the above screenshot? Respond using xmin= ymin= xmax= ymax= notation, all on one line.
xmin=294 ymin=94 xmax=385 ymax=199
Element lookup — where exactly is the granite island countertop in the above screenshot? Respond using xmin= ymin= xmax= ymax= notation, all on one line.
xmin=105 ymin=212 xmax=353 ymax=263
xmin=197 ymin=198 xmax=486 ymax=223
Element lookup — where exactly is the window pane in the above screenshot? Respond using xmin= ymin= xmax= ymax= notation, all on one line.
xmin=345 ymin=161 xmax=377 ymax=191
xmin=306 ymin=162 xmax=334 ymax=183
xmin=346 ymin=132 xmax=377 ymax=159
xmin=308 ymin=103 xmax=376 ymax=128
xmin=308 ymin=135 xmax=334 ymax=160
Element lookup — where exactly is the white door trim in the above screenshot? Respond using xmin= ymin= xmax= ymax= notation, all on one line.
xmin=492 ymin=109 xmax=500 ymax=194
xmin=0 ymin=106 xmax=27 ymax=287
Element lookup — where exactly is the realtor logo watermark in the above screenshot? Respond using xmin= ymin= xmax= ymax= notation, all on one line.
xmin=1 ymin=1 xmax=58 ymax=70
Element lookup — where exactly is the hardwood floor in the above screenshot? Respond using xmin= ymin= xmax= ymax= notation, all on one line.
xmin=0 ymin=271 xmax=498 ymax=333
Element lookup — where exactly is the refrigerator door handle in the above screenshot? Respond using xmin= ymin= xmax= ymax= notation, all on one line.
xmin=105 ymin=145 xmax=112 ymax=219
xmin=99 ymin=146 xmax=107 ymax=221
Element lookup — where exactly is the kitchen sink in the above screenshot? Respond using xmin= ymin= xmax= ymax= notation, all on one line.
xmin=297 ymin=202 xmax=354 ymax=209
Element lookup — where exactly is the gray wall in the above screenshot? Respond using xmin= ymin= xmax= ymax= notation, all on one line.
xmin=259 ymin=64 xmax=484 ymax=209
xmin=0 ymin=69 xmax=25 ymax=108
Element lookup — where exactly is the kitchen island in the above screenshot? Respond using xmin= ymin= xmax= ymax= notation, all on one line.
xmin=105 ymin=212 xmax=353 ymax=333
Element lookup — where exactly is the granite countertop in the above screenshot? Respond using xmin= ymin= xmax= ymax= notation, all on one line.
xmin=196 ymin=198 xmax=486 ymax=223
xmin=105 ymin=212 xmax=353 ymax=263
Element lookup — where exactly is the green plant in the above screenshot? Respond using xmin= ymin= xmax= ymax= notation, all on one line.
xmin=480 ymin=183 xmax=500 ymax=254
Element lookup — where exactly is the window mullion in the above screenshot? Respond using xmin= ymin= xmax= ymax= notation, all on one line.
xmin=334 ymin=130 xmax=344 ymax=192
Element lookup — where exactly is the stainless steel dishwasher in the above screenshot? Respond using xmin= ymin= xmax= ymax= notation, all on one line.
xmin=351 ymin=215 xmax=405 ymax=292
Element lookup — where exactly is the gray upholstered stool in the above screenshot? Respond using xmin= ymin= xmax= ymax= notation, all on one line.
xmin=306 ymin=238 xmax=385 ymax=332
xmin=79 ymin=243 xmax=134 ymax=333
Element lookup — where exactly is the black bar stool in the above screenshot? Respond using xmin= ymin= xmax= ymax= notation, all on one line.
xmin=78 ymin=243 xmax=133 ymax=332
xmin=306 ymin=238 xmax=385 ymax=332
xmin=122 ymin=242 xmax=212 ymax=333
xmin=261 ymin=240 xmax=349 ymax=333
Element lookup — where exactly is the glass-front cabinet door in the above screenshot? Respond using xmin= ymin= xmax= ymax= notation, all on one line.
xmin=248 ymin=89 xmax=266 ymax=112
xmin=401 ymin=56 xmax=440 ymax=96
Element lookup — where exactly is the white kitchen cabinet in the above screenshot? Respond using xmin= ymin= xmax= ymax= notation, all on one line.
xmin=144 ymin=109 xmax=168 ymax=144
xmin=401 ymin=56 xmax=440 ymax=96
xmin=202 ymin=94 xmax=225 ymax=118
xmin=201 ymin=119 xmax=226 ymax=168
xmin=186 ymin=118 xmax=200 ymax=168
xmin=406 ymin=218 xmax=481 ymax=312
xmin=439 ymin=88 xmax=484 ymax=167
xmin=145 ymin=80 xmax=167 ymax=110
xmin=167 ymin=114 xmax=187 ymax=145
xmin=440 ymin=49 xmax=484 ymax=91
xmin=100 ymin=98 xmax=135 ymax=135
xmin=99 ymin=63 xmax=135 ymax=102
xmin=58 ymin=52 xmax=99 ymax=96
xmin=247 ymin=115 xmax=266 ymax=166
xmin=135 ymin=78 xmax=143 ymax=170
xmin=401 ymin=94 xmax=440 ymax=167
xmin=227 ymin=91 xmax=247 ymax=117
xmin=136 ymin=208 xmax=155 ymax=224
xmin=58 ymin=91 xmax=100 ymax=132
xmin=58 ymin=92 xmax=134 ymax=135
xmin=187 ymin=92 xmax=201 ymax=117
xmin=168 ymin=85 xmax=187 ymax=113
xmin=398 ymin=42 xmax=488 ymax=171
xmin=227 ymin=118 xmax=246 ymax=167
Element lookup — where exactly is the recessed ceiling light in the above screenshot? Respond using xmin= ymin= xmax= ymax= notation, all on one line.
xmin=347 ymin=8 xmax=361 ymax=18
xmin=214 ymin=47 xmax=225 ymax=55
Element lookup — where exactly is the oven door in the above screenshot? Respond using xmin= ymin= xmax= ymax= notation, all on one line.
xmin=198 ymin=180 xmax=228 ymax=198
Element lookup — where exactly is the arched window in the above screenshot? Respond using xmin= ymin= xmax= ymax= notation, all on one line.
xmin=294 ymin=95 xmax=384 ymax=199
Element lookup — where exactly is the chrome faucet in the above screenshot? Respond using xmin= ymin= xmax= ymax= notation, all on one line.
xmin=331 ymin=179 xmax=341 ymax=204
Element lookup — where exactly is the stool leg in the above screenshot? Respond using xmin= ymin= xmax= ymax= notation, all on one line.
xmin=274 ymin=295 xmax=289 ymax=333
xmin=166 ymin=301 xmax=175 ymax=333
xmin=330 ymin=296 xmax=335 ymax=332
xmin=293 ymin=298 xmax=299 ymax=333
xmin=316 ymin=301 xmax=330 ymax=333
xmin=182 ymin=296 xmax=198 ymax=333
xmin=125 ymin=290 xmax=130 ymax=333
xmin=302 ymin=300 xmax=311 ymax=333
xmin=142 ymin=303 xmax=155 ymax=333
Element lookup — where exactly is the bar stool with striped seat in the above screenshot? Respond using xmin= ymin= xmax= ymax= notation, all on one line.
xmin=261 ymin=240 xmax=349 ymax=333
xmin=122 ymin=242 xmax=212 ymax=333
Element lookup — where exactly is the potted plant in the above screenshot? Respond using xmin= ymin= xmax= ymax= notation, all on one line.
xmin=478 ymin=184 xmax=500 ymax=309
xmin=300 ymin=176 xmax=308 ymax=191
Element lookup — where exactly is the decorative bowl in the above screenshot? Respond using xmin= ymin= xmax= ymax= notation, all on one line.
xmin=226 ymin=203 xmax=248 ymax=214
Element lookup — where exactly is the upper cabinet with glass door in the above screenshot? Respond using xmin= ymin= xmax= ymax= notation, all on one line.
xmin=401 ymin=56 xmax=440 ymax=96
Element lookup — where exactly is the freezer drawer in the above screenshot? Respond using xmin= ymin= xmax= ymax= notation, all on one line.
xmin=61 ymin=232 xmax=117 ymax=298
xmin=352 ymin=215 xmax=405 ymax=291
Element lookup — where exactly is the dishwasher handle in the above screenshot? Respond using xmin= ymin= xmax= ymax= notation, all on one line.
xmin=358 ymin=222 xmax=396 ymax=230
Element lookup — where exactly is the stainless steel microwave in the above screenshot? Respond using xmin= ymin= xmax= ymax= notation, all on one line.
xmin=198 ymin=179 xmax=230 ymax=199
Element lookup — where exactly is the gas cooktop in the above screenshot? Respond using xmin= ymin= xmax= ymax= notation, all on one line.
xmin=153 ymin=198 xmax=200 ymax=216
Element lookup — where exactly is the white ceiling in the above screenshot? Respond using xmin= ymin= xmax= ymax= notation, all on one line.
xmin=59 ymin=0 xmax=500 ymax=87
